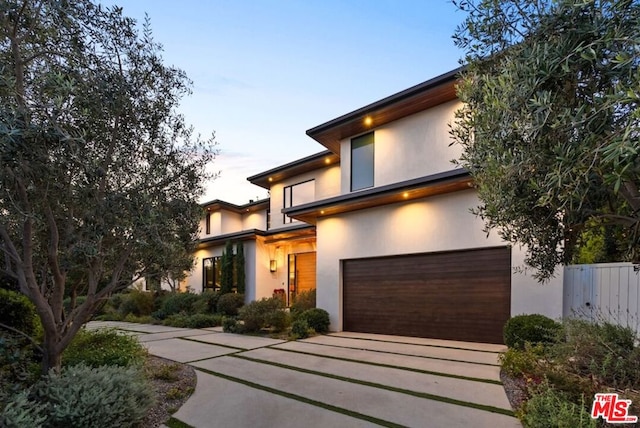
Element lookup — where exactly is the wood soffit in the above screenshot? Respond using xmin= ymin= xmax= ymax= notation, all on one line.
xmin=283 ymin=170 xmax=473 ymax=225
xmin=307 ymin=68 xmax=462 ymax=153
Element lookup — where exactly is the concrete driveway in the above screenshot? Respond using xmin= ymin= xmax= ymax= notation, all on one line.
xmin=87 ymin=321 xmax=520 ymax=428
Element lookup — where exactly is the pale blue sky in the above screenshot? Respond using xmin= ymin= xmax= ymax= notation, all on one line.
xmin=110 ymin=1 xmax=465 ymax=204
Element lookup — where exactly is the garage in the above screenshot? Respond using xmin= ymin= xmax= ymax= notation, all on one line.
xmin=342 ymin=247 xmax=511 ymax=344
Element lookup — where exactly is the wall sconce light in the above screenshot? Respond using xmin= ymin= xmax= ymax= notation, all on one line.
xmin=270 ymin=260 xmax=277 ymax=272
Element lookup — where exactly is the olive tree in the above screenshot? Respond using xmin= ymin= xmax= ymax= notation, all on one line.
xmin=452 ymin=0 xmax=640 ymax=280
xmin=0 ymin=0 xmax=216 ymax=371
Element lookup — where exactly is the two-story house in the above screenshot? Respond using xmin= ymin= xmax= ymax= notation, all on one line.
xmin=185 ymin=67 xmax=564 ymax=344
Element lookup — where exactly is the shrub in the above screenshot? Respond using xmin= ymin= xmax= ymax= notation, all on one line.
xmin=0 ymin=333 xmax=41 ymax=403
xmin=290 ymin=319 xmax=311 ymax=339
xmin=158 ymin=292 xmax=201 ymax=318
xmin=0 ymin=391 xmax=47 ymax=428
xmin=63 ymin=328 xmax=147 ymax=368
xmin=518 ymin=382 xmax=596 ymax=428
xmin=298 ymin=308 xmax=330 ymax=333
xmin=222 ymin=317 xmax=238 ymax=333
xmin=504 ymin=314 xmax=561 ymax=350
xmin=499 ymin=343 xmax=546 ymax=378
xmin=553 ymin=319 xmax=640 ymax=390
xmin=0 ymin=289 xmax=39 ymax=336
xmin=291 ymin=289 xmax=316 ymax=314
xmin=192 ymin=290 xmax=221 ymax=314
xmin=216 ymin=293 xmax=245 ymax=316
xmin=0 ymin=273 xmax=19 ymax=292
xmin=32 ymin=363 xmax=154 ymax=428
xmin=267 ymin=310 xmax=291 ymax=333
xmin=118 ymin=290 xmax=155 ymax=317
xmin=163 ymin=313 xmax=222 ymax=329
xmin=238 ymin=297 xmax=285 ymax=332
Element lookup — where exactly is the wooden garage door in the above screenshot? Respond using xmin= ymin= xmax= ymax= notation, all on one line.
xmin=343 ymin=247 xmax=511 ymax=344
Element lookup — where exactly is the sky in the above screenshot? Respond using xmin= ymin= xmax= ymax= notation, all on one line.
xmin=108 ymin=1 xmax=465 ymax=205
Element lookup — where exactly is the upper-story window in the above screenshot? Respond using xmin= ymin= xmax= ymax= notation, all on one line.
xmin=351 ymin=132 xmax=374 ymax=191
xmin=283 ymin=179 xmax=315 ymax=224
xmin=205 ymin=212 xmax=211 ymax=234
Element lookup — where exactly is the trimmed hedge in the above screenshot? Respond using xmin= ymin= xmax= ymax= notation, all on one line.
xmin=298 ymin=308 xmax=330 ymax=333
xmin=504 ymin=314 xmax=561 ymax=349
xmin=216 ymin=293 xmax=245 ymax=316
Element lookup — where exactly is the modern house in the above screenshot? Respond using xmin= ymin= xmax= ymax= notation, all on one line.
xmin=186 ymin=67 xmax=564 ymax=344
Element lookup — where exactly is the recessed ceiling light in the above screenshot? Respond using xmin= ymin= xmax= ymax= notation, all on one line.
xmin=403 ymin=192 xmax=409 ymax=198
xmin=364 ymin=116 xmax=373 ymax=126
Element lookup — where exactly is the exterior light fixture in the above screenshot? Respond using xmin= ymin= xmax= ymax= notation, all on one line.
xmin=325 ymin=158 xmax=331 ymax=164
xmin=268 ymin=177 xmax=273 ymax=182
xmin=403 ymin=192 xmax=409 ymax=198
xmin=270 ymin=260 xmax=277 ymax=272
xmin=364 ymin=116 xmax=373 ymax=126
xmin=320 ymin=210 xmax=325 ymax=215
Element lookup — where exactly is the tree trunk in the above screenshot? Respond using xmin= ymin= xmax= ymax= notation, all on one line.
xmin=42 ymin=334 xmax=62 ymax=373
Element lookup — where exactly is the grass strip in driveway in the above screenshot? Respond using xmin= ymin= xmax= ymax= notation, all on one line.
xmin=269 ymin=345 xmax=502 ymax=385
xmin=232 ymin=354 xmax=514 ymax=417
xmin=296 ymin=339 xmax=501 ymax=367
xmin=326 ymin=334 xmax=503 ymax=354
xmin=194 ymin=366 xmax=404 ymax=428
xmin=178 ymin=336 xmax=245 ymax=351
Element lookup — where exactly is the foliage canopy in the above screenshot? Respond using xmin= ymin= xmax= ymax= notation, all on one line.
xmin=452 ymin=0 xmax=640 ymax=279
xmin=0 ymin=0 xmax=216 ymax=370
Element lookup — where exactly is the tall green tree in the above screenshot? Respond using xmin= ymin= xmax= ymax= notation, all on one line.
xmin=452 ymin=0 xmax=640 ymax=280
xmin=235 ymin=242 xmax=245 ymax=294
xmin=220 ymin=241 xmax=234 ymax=294
xmin=0 ymin=0 xmax=216 ymax=371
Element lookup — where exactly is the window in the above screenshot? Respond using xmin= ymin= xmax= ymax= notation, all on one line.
xmin=266 ymin=208 xmax=271 ymax=230
xmin=205 ymin=212 xmax=211 ymax=235
xmin=283 ymin=179 xmax=315 ymax=223
xmin=351 ymin=132 xmax=374 ymax=191
xmin=202 ymin=256 xmax=222 ymax=291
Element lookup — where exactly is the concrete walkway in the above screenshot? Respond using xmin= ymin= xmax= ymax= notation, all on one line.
xmin=87 ymin=321 xmax=520 ymax=428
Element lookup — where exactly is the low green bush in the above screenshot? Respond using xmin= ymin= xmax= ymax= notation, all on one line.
xmin=518 ymin=382 xmax=595 ymax=428
xmin=193 ymin=290 xmax=221 ymax=314
xmin=216 ymin=293 xmax=245 ymax=316
xmin=238 ymin=297 xmax=285 ymax=332
xmin=62 ymin=328 xmax=147 ymax=368
xmin=298 ymin=308 xmax=330 ymax=333
xmin=0 ymin=289 xmax=39 ymax=337
xmin=0 ymin=391 xmax=47 ymax=428
xmin=122 ymin=314 xmax=157 ymax=324
xmin=0 ymin=333 xmax=41 ymax=403
xmin=163 ymin=313 xmax=222 ymax=328
xmin=291 ymin=289 xmax=316 ymax=314
xmin=118 ymin=290 xmax=155 ymax=317
xmin=554 ymin=319 xmax=640 ymax=390
xmin=499 ymin=343 xmax=546 ymax=377
xmin=222 ymin=317 xmax=245 ymax=334
xmin=32 ymin=363 xmax=154 ymax=428
xmin=290 ymin=319 xmax=311 ymax=339
xmin=504 ymin=314 xmax=561 ymax=350
xmin=157 ymin=292 xmax=201 ymax=319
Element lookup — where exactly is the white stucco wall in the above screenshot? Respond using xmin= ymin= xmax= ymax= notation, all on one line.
xmin=221 ymin=211 xmax=243 ymax=235
xmin=243 ymin=210 xmax=267 ymax=231
xmin=269 ymin=164 xmax=341 ymax=230
xmin=340 ymin=100 xmax=463 ymax=194
xmin=315 ymin=189 xmax=563 ymax=331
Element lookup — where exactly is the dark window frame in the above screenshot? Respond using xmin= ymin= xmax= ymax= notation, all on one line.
xmin=202 ymin=256 xmax=222 ymax=292
xmin=350 ymin=132 xmax=375 ymax=192
xmin=282 ymin=178 xmax=315 ymax=224
xmin=205 ymin=212 xmax=211 ymax=235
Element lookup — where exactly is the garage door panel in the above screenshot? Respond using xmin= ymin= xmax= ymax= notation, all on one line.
xmin=343 ymin=247 xmax=511 ymax=344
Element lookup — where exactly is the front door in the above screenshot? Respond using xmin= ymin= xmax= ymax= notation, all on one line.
xmin=288 ymin=252 xmax=316 ymax=305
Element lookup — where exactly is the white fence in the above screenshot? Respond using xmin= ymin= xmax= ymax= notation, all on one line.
xmin=563 ymin=263 xmax=640 ymax=333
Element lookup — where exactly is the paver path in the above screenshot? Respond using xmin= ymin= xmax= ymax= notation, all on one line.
xmin=87 ymin=321 xmax=520 ymax=428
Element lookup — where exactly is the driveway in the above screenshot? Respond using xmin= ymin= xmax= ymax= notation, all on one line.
xmin=87 ymin=321 xmax=520 ymax=428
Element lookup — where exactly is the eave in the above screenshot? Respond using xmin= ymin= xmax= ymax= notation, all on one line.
xmin=282 ymin=169 xmax=473 ymax=225
xmin=201 ymin=198 xmax=269 ymax=214
xmin=306 ymin=67 xmax=463 ymax=153
xmin=197 ymin=224 xmax=315 ymax=249
xmin=247 ymin=150 xmax=340 ymax=189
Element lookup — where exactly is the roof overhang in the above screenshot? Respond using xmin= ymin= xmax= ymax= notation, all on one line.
xmin=201 ymin=198 xmax=269 ymax=214
xmin=247 ymin=150 xmax=340 ymax=189
xmin=306 ymin=67 xmax=463 ymax=153
xmin=282 ymin=169 xmax=473 ymax=225
xmin=197 ymin=224 xmax=315 ymax=249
